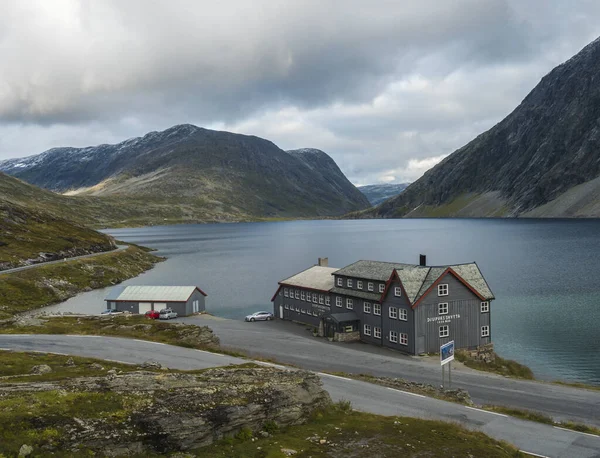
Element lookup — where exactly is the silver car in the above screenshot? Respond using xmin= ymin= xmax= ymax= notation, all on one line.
xmin=245 ymin=311 xmax=274 ymax=322
xmin=158 ymin=308 xmax=178 ymax=320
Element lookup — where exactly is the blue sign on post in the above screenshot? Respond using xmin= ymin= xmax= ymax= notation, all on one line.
xmin=440 ymin=340 xmax=455 ymax=366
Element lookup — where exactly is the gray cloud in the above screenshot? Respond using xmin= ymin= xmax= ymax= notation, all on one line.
xmin=1 ymin=0 xmax=599 ymax=183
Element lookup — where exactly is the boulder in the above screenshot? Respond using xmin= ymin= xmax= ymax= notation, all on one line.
xmin=30 ymin=365 xmax=52 ymax=375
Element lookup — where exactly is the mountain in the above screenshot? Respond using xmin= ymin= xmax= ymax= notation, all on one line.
xmin=0 ymin=125 xmax=369 ymax=219
xmin=0 ymin=173 xmax=115 ymax=270
xmin=358 ymin=183 xmax=410 ymax=206
xmin=356 ymin=37 xmax=600 ymax=219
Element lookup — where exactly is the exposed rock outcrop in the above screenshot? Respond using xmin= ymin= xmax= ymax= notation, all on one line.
xmin=0 ymin=367 xmax=331 ymax=455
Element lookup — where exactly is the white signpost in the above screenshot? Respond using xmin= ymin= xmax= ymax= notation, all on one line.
xmin=440 ymin=340 xmax=455 ymax=388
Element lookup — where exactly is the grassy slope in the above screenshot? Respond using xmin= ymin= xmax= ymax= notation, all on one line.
xmin=0 ymin=246 xmax=161 ymax=319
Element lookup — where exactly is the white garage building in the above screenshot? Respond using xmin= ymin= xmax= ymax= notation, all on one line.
xmin=104 ymin=285 xmax=207 ymax=316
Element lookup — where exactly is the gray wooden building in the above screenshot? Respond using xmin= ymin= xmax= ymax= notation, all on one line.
xmin=272 ymin=256 xmax=494 ymax=354
xmin=105 ymin=285 xmax=207 ymax=316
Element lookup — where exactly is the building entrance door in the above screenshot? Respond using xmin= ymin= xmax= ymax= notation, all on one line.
xmin=417 ymin=335 xmax=425 ymax=354
xmin=279 ymin=305 xmax=283 ymax=319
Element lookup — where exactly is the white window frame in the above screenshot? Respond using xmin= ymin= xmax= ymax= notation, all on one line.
xmin=389 ymin=330 xmax=398 ymax=343
xmin=481 ymin=326 xmax=490 ymax=337
xmin=306 ymin=292 xmax=311 ymax=303
xmin=368 ymin=282 xmax=374 ymax=292
xmin=284 ymin=304 xmax=289 ymax=309
xmin=337 ymin=277 xmax=343 ymax=287
xmin=378 ymin=283 xmax=385 ymax=293
xmin=389 ymin=307 xmax=398 ymax=319
xmin=400 ymin=333 xmax=408 ymax=346
xmin=301 ymin=309 xmax=306 ymax=314
xmin=364 ymin=324 xmax=371 ymax=336
xmin=481 ymin=301 xmax=489 ymax=313
xmin=312 ymin=310 xmax=318 ymax=316
xmin=373 ymin=304 xmax=381 ymax=316
xmin=325 ymin=296 xmax=330 ymax=306
xmin=295 ymin=306 xmax=300 ymax=312
xmin=312 ymin=293 xmax=318 ymax=303
xmin=394 ymin=286 xmax=401 ymax=297
xmin=346 ymin=298 xmax=353 ymax=309
xmin=336 ymin=297 xmax=342 ymax=308
xmin=295 ymin=290 xmax=300 ymax=299
xmin=319 ymin=294 xmax=324 ymax=305
xmin=363 ymin=302 xmax=371 ymax=313
xmin=374 ymin=327 xmax=382 ymax=339
xmin=357 ymin=280 xmax=363 ymax=289
xmin=347 ymin=278 xmax=353 ymax=288
xmin=439 ymin=325 xmax=449 ymax=338
xmin=300 ymin=291 xmax=305 ymax=301
xmin=284 ymin=288 xmax=289 ymax=297
xmin=438 ymin=302 xmax=449 ymax=315
xmin=399 ymin=308 xmax=407 ymax=321
xmin=438 ymin=284 xmax=449 ymax=296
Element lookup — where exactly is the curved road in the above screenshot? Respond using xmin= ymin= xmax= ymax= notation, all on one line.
xmin=0 ymin=334 xmax=599 ymax=458
xmin=0 ymin=245 xmax=128 ymax=276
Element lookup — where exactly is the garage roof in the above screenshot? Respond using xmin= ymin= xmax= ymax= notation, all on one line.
xmin=105 ymin=285 xmax=207 ymax=302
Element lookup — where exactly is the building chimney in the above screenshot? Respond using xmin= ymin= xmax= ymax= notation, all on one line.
xmin=419 ymin=254 xmax=427 ymax=266
xmin=318 ymin=257 xmax=329 ymax=267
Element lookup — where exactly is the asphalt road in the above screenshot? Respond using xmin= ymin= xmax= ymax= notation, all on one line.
xmin=180 ymin=316 xmax=600 ymax=428
xmin=0 ymin=334 xmax=598 ymax=458
xmin=0 ymin=245 xmax=128 ymax=276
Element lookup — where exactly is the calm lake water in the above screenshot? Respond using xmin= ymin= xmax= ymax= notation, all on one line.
xmin=46 ymin=219 xmax=600 ymax=385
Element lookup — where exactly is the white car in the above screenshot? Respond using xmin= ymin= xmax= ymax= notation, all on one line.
xmin=100 ymin=309 xmax=124 ymax=315
xmin=245 ymin=311 xmax=274 ymax=322
xmin=158 ymin=308 xmax=178 ymax=320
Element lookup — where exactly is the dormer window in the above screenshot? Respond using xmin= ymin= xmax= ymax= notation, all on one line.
xmin=347 ymin=279 xmax=353 ymax=288
xmin=337 ymin=277 xmax=343 ymax=287
xmin=378 ymin=284 xmax=385 ymax=293
xmin=357 ymin=280 xmax=363 ymax=289
xmin=368 ymin=282 xmax=374 ymax=291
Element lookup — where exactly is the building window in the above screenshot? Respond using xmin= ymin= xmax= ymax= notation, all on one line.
xmin=438 ymin=284 xmax=449 ymax=296
xmin=337 ymin=277 xmax=343 ymax=287
xmin=346 ymin=298 xmax=353 ymax=309
xmin=284 ymin=304 xmax=289 ymax=309
xmin=347 ymin=279 xmax=353 ymax=288
xmin=313 ymin=311 xmax=318 ymax=316
xmin=394 ymin=287 xmax=401 ymax=297
xmin=438 ymin=303 xmax=449 ymax=315
xmin=481 ymin=301 xmax=489 ymax=313
xmin=295 ymin=306 xmax=300 ymax=312
xmin=363 ymin=302 xmax=371 ymax=313
xmin=389 ymin=330 xmax=398 ymax=343
xmin=374 ymin=304 xmax=381 ymax=315
xmin=319 ymin=294 xmax=324 ymax=304
xmin=284 ymin=288 xmax=289 ymax=297
xmin=300 ymin=291 xmax=305 ymax=301
xmin=357 ymin=280 xmax=363 ymax=289
xmin=364 ymin=324 xmax=371 ymax=336
xmin=368 ymin=282 xmax=374 ymax=291
xmin=325 ymin=296 xmax=331 ymax=306
xmin=400 ymin=333 xmax=408 ymax=346
xmin=481 ymin=326 xmax=490 ymax=337
xmin=389 ymin=307 xmax=398 ymax=319
xmin=301 ymin=309 xmax=306 ymax=314
xmin=306 ymin=292 xmax=311 ymax=303
xmin=379 ymin=283 xmax=385 ymax=293
xmin=336 ymin=297 xmax=342 ymax=308
xmin=399 ymin=309 xmax=407 ymax=321
xmin=295 ymin=290 xmax=300 ymax=299
xmin=374 ymin=327 xmax=382 ymax=339
xmin=312 ymin=293 xmax=318 ymax=303
xmin=439 ymin=325 xmax=449 ymax=338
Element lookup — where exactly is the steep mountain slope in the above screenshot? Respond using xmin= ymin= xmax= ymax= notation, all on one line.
xmin=358 ymin=183 xmax=410 ymax=206
xmin=358 ymin=37 xmax=600 ymax=219
xmin=0 ymin=173 xmax=115 ymax=270
xmin=0 ymin=125 xmax=369 ymax=218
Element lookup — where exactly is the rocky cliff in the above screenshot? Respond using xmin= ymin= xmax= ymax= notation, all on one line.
xmin=0 ymin=125 xmax=369 ymax=218
xmin=0 ymin=367 xmax=331 ymax=455
xmin=359 ymin=36 xmax=600 ymax=218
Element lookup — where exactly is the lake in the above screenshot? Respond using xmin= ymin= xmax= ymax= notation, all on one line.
xmin=45 ymin=219 xmax=600 ymax=385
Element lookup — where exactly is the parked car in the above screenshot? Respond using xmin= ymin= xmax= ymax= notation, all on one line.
xmin=158 ymin=308 xmax=178 ymax=320
xmin=100 ymin=309 xmax=124 ymax=315
xmin=245 ymin=311 xmax=274 ymax=322
xmin=145 ymin=310 xmax=160 ymax=319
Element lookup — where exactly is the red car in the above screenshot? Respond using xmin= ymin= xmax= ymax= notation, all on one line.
xmin=145 ymin=310 xmax=160 ymax=319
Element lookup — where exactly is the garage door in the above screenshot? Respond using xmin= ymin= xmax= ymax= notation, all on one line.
xmin=138 ymin=302 xmax=152 ymax=314
xmin=154 ymin=303 xmax=167 ymax=311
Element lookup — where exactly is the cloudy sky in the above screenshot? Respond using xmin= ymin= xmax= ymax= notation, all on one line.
xmin=1 ymin=1 xmax=599 ymax=185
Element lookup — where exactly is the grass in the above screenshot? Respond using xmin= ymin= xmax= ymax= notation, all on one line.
xmin=0 ymin=246 xmax=162 ymax=319
xmin=455 ymin=350 xmax=535 ymax=379
xmin=0 ymin=315 xmax=220 ymax=350
xmin=194 ymin=401 xmax=524 ymax=458
xmin=483 ymin=405 xmax=600 ymax=437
